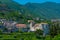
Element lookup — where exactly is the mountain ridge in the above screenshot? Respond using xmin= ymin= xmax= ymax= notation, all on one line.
xmin=0 ymin=0 xmax=60 ymax=20
xmin=25 ymin=2 xmax=60 ymax=19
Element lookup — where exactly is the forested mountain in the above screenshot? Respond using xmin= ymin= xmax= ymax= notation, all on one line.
xmin=0 ymin=0 xmax=60 ymax=21
xmin=25 ymin=2 xmax=60 ymax=19
xmin=0 ymin=0 xmax=30 ymax=23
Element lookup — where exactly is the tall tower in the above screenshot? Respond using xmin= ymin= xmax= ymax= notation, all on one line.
xmin=28 ymin=20 xmax=35 ymax=31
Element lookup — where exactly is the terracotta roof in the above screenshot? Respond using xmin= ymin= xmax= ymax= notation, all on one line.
xmin=16 ymin=24 xmax=27 ymax=28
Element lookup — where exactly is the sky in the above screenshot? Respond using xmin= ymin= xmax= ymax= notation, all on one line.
xmin=13 ymin=0 xmax=60 ymax=4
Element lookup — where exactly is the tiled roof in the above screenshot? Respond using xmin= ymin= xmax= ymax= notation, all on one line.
xmin=16 ymin=24 xmax=27 ymax=28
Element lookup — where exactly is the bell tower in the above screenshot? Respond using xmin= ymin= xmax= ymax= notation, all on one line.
xmin=28 ymin=20 xmax=35 ymax=31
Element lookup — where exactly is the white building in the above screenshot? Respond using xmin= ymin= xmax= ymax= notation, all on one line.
xmin=28 ymin=20 xmax=49 ymax=35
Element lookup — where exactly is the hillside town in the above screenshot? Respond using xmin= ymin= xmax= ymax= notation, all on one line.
xmin=0 ymin=19 xmax=49 ymax=34
xmin=0 ymin=18 xmax=60 ymax=36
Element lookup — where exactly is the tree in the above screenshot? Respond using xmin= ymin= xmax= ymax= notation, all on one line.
xmin=45 ymin=35 xmax=51 ymax=40
xmin=35 ymin=29 xmax=43 ymax=39
xmin=53 ymin=34 xmax=60 ymax=40
xmin=50 ymin=22 xmax=59 ymax=38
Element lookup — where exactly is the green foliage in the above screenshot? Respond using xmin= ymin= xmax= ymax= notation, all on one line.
xmin=53 ymin=34 xmax=60 ymax=40
xmin=35 ymin=29 xmax=43 ymax=40
xmin=0 ymin=31 xmax=60 ymax=40
xmin=45 ymin=35 xmax=52 ymax=40
xmin=0 ymin=32 xmax=38 ymax=40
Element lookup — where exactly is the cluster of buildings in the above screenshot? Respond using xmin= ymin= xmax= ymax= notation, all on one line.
xmin=0 ymin=19 xmax=49 ymax=35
